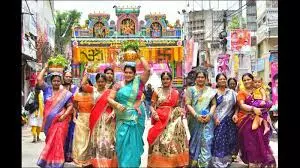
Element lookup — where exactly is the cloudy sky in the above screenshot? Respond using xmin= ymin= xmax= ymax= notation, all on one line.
xmin=54 ymin=1 xmax=245 ymax=25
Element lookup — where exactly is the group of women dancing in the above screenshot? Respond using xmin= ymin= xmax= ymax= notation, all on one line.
xmin=34 ymin=52 xmax=276 ymax=168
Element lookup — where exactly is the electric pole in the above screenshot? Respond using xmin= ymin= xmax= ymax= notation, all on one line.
xmin=239 ymin=0 xmax=243 ymax=29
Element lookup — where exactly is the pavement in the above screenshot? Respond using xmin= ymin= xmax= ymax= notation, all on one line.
xmin=22 ymin=119 xmax=278 ymax=168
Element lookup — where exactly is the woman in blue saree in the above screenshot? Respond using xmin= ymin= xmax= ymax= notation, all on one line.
xmin=211 ymin=73 xmax=238 ymax=168
xmin=185 ymin=70 xmax=217 ymax=168
xmin=36 ymin=64 xmax=74 ymax=168
xmin=108 ymin=53 xmax=150 ymax=168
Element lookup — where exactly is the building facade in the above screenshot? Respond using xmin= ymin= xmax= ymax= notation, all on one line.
xmin=256 ymin=0 xmax=278 ymax=83
xmin=21 ymin=0 xmax=55 ymax=106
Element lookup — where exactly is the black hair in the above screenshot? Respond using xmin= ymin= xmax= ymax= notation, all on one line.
xmin=215 ymin=73 xmax=227 ymax=88
xmin=124 ymin=65 xmax=136 ymax=74
xmin=79 ymin=79 xmax=93 ymax=92
xmin=216 ymin=73 xmax=227 ymax=82
xmin=242 ymin=73 xmax=254 ymax=81
xmin=160 ymin=71 xmax=172 ymax=80
xmin=95 ymin=73 xmax=107 ymax=82
xmin=227 ymin=77 xmax=237 ymax=86
xmin=50 ymin=75 xmax=62 ymax=82
xmin=273 ymin=73 xmax=278 ymax=81
xmin=104 ymin=67 xmax=114 ymax=74
xmin=63 ymin=71 xmax=72 ymax=77
xmin=195 ymin=70 xmax=207 ymax=79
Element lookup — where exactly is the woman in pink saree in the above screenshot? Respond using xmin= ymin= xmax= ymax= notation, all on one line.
xmin=36 ymin=64 xmax=74 ymax=168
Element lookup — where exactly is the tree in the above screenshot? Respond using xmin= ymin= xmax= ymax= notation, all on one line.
xmin=228 ymin=15 xmax=246 ymax=30
xmin=55 ymin=10 xmax=81 ymax=55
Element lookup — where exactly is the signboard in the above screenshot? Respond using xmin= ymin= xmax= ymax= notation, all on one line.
xmin=271 ymin=62 xmax=278 ymax=105
xmin=230 ymin=29 xmax=251 ymax=51
xmin=256 ymin=58 xmax=265 ymax=72
xmin=216 ymin=54 xmax=230 ymax=77
xmin=72 ymin=39 xmax=181 ymax=47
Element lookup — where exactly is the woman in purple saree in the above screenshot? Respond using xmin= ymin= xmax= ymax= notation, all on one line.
xmin=233 ymin=73 xmax=276 ymax=168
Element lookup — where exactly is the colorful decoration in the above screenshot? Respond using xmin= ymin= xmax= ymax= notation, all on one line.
xmin=216 ymin=54 xmax=230 ymax=76
xmin=71 ymin=6 xmax=184 ymax=87
xmin=230 ymin=29 xmax=251 ymax=51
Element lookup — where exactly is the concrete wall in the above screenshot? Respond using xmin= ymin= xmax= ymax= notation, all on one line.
xmin=257 ymin=38 xmax=278 ymax=83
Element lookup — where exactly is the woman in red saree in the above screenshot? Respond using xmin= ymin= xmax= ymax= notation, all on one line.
xmin=147 ymin=72 xmax=189 ymax=167
xmin=36 ymin=64 xmax=74 ymax=168
xmin=81 ymin=72 xmax=117 ymax=167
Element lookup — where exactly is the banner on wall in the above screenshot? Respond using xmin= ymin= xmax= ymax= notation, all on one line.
xmin=215 ymin=54 xmax=231 ymax=77
xmin=270 ymin=60 xmax=278 ymax=105
xmin=184 ymin=37 xmax=194 ymax=74
xmin=230 ymin=29 xmax=251 ymax=51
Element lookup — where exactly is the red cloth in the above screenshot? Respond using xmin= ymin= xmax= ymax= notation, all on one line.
xmin=89 ymin=89 xmax=112 ymax=134
xmin=29 ymin=73 xmax=37 ymax=87
xmin=147 ymin=89 xmax=179 ymax=145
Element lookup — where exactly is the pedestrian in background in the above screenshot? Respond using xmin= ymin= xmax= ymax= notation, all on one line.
xmin=143 ymin=83 xmax=154 ymax=119
xmin=26 ymin=86 xmax=44 ymax=143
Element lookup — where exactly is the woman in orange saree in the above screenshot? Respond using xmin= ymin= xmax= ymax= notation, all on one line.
xmin=36 ymin=64 xmax=74 ymax=168
xmin=147 ymin=72 xmax=189 ymax=168
xmin=72 ymin=81 xmax=94 ymax=167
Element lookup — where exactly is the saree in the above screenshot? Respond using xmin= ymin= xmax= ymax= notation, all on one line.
xmin=72 ymin=92 xmax=93 ymax=166
xmin=236 ymin=90 xmax=276 ymax=167
xmin=89 ymin=89 xmax=118 ymax=168
xmin=114 ymin=76 xmax=146 ymax=167
xmin=147 ymin=88 xmax=189 ymax=167
xmin=64 ymin=84 xmax=78 ymax=162
xmin=186 ymin=86 xmax=217 ymax=168
xmin=37 ymin=86 xmax=73 ymax=168
xmin=211 ymin=89 xmax=238 ymax=168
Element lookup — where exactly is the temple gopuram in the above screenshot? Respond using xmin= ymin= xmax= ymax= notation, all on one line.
xmin=71 ymin=6 xmax=184 ymax=87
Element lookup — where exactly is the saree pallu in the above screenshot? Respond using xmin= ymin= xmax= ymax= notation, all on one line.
xmin=37 ymin=89 xmax=73 ymax=168
xmin=186 ymin=86 xmax=216 ymax=168
xmin=211 ymin=89 xmax=238 ymax=168
xmin=72 ymin=113 xmax=91 ymax=165
xmin=148 ymin=107 xmax=189 ymax=167
xmin=236 ymin=91 xmax=276 ymax=167
xmin=115 ymin=76 xmax=146 ymax=167
xmin=89 ymin=89 xmax=117 ymax=167
xmin=64 ymin=84 xmax=78 ymax=162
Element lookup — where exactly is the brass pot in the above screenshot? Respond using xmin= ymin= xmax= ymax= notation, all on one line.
xmin=48 ymin=65 xmax=64 ymax=73
xmin=123 ymin=49 xmax=138 ymax=61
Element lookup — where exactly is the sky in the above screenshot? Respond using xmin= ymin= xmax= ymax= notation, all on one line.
xmin=54 ymin=1 xmax=245 ymax=25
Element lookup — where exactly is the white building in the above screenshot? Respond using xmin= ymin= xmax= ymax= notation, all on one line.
xmin=255 ymin=0 xmax=278 ymax=83
xmin=21 ymin=0 xmax=55 ymax=106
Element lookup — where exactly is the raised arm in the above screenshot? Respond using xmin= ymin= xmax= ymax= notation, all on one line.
xmin=80 ymin=65 xmax=93 ymax=93
xmin=37 ymin=63 xmax=48 ymax=87
xmin=138 ymin=52 xmax=151 ymax=84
